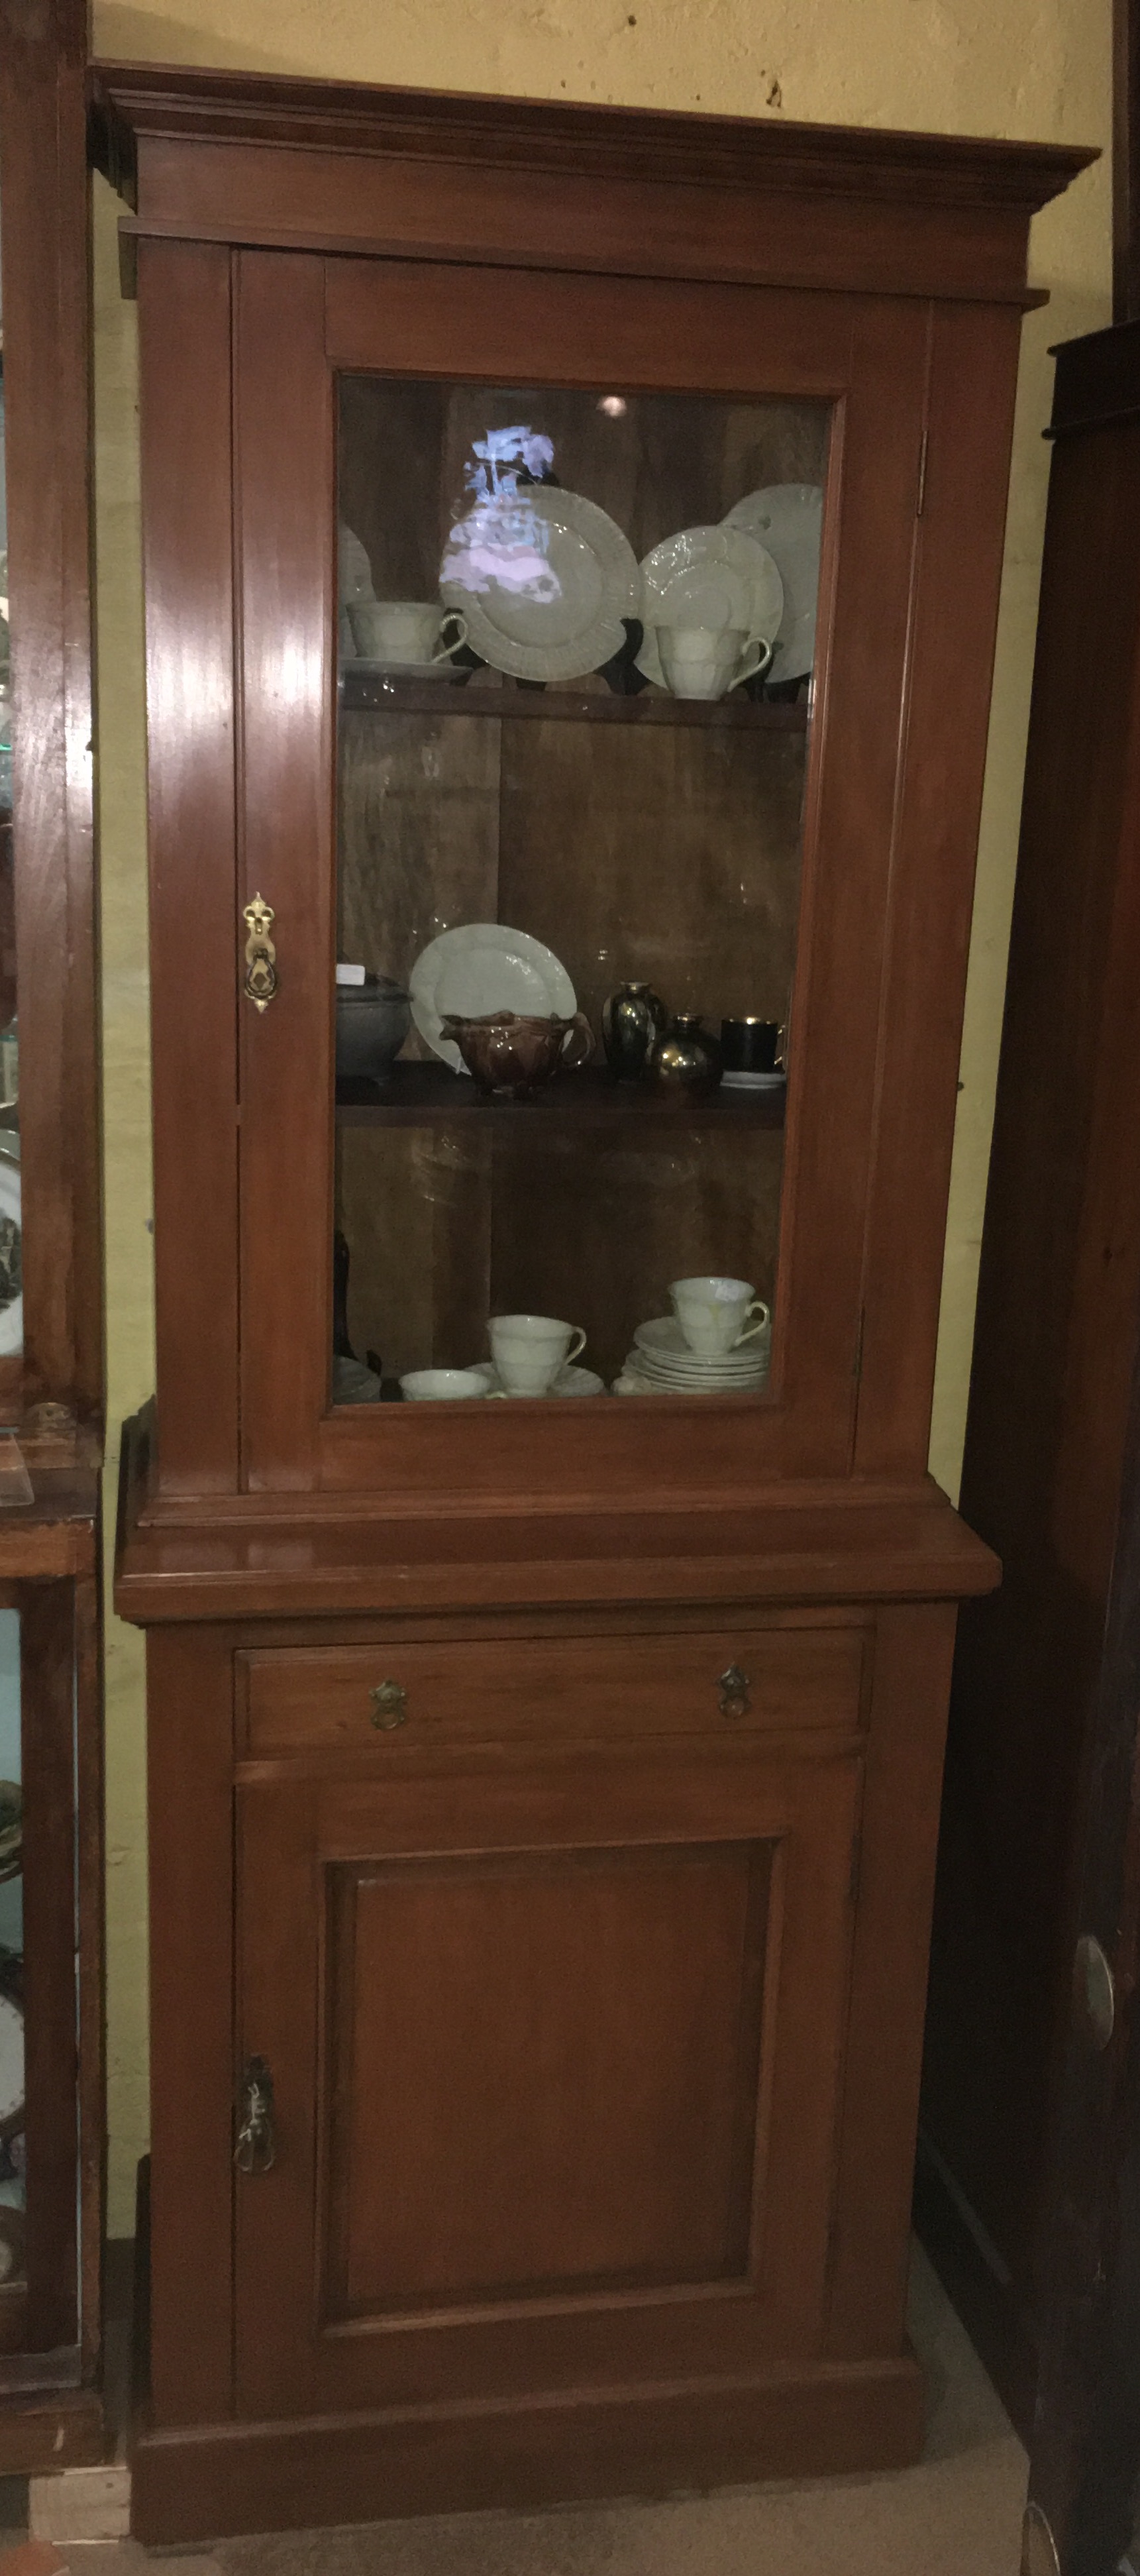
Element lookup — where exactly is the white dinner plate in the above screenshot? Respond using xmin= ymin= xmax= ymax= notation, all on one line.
xmin=721 ymin=484 xmax=823 ymax=684
xmin=409 ymin=924 xmax=577 ymax=1073
xmin=721 ymin=1069 xmax=786 ymax=1091
xmin=635 ymin=524 xmax=784 ymax=689
xmin=440 ymin=486 xmax=641 ymax=683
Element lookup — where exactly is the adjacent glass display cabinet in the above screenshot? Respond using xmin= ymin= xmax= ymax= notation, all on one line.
xmin=99 ymin=63 xmax=1090 ymax=2546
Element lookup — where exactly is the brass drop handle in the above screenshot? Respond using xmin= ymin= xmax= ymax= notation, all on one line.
xmin=719 ymin=1663 xmax=752 ymax=1719
xmin=242 ymin=894 xmax=278 ymax=1012
xmin=370 ymin=1678 xmax=409 ymax=1730
xmin=234 ymin=2055 xmax=276 ymax=2174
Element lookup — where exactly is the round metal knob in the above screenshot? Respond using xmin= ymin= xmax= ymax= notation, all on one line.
xmin=370 ymin=1679 xmax=409 ymax=1730
xmin=719 ymin=1663 xmax=752 ymax=1719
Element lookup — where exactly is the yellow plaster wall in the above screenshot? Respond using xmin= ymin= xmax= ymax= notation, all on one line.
xmin=92 ymin=0 xmax=1113 ymax=2231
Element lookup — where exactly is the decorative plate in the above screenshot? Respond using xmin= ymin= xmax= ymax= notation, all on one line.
xmin=440 ymin=486 xmax=641 ymax=682
xmin=410 ymin=924 xmax=577 ymax=1073
xmin=635 ymin=524 xmax=784 ymax=688
xmin=721 ymin=484 xmax=823 ymax=683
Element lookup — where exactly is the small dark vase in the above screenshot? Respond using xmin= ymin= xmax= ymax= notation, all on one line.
xmin=601 ymin=981 xmax=668 ymax=1081
xmin=650 ymin=1012 xmax=723 ymax=1095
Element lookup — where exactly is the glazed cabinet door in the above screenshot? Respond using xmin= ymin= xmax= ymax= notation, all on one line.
xmin=148 ymin=237 xmax=999 ymax=1505
xmin=233 ymin=1744 xmax=861 ymax=2420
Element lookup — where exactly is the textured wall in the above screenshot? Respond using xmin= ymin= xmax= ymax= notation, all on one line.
xmin=92 ymin=0 xmax=1112 ymax=2229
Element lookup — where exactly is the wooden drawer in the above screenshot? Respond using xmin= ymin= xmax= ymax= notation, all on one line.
xmin=238 ymin=1626 xmax=867 ymax=1755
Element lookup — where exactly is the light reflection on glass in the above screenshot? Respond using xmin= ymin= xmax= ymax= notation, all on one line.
xmin=441 ymin=425 xmax=563 ymax=604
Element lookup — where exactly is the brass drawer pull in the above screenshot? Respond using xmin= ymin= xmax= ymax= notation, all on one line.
xmin=370 ymin=1678 xmax=409 ymax=1730
xmin=242 ymin=894 xmax=278 ymax=1012
xmin=234 ymin=2055 xmax=276 ymax=2174
xmin=719 ymin=1663 xmax=752 ymax=1719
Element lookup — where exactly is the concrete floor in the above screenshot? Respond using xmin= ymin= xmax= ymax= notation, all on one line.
xmin=15 ymin=2243 xmax=1027 ymax=2576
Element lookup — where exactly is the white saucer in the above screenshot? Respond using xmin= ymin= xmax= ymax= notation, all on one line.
xmin=475 ymin=1362 xmax=605 ymax=1399
xmin=342 ymin=655 xmax=464 ymax=681
xmin=721 ymin=1068 xmax=786 ymax=1091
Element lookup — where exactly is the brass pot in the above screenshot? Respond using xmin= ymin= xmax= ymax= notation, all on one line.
xmin=649 ymin=1012 xmax=722 ymax=1094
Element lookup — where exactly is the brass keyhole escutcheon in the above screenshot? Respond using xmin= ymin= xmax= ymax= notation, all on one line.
xmin=719 ymin=1663 xmax=752 ymax=1719
xmin=370 ymin=1678 xmax=409 ymax=1730
xmin=242 ymin=894 xmax=278 ymax=1012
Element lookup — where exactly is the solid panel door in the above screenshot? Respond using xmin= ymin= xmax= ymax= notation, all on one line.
xmin=234 ymin=1746 xmax=861 ymax=2420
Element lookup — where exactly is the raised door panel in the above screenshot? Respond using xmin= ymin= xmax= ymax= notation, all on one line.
xmin=234 ymin=1749 xmax=861 ymax=2420
xmin=327 ymin=1841 xmax=768 ymax=2312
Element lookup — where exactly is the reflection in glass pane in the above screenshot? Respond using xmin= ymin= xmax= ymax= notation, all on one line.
xmin=334 ymin=378 xmax=827 ymax=1406
xmin=0 ymin=1610 xmax=24 ymax=2287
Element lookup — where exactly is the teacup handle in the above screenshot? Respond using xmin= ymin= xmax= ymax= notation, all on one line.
xmin=432 ymin=610 xmax=469 ymax=663
xmin=735 ymin=1299 xmax=772 ymax=1344
xmin=559 ymin=1011 xmax=594 ymax=1071
xmin=565 ymin=1326 xmax=587 ymax=1364
xmin=734 ymin=635 xmax=776 ymax=688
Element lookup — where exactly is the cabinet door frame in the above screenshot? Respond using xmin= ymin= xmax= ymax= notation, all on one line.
xmin=233 ymin=1739 xmax=862 ymax=2420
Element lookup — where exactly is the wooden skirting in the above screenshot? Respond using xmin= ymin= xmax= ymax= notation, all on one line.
xmin=130 ymin=2355 xmax=925 ymax=2545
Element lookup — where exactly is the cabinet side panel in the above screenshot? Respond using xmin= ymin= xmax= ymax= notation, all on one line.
xmin=826 ymin=1600 xmax=957 ymax=2356
xmin=854 ymin=303 xmax=1023 ymax=1474
xmin=146 ymin=1625 xmax=234 ymax=2422
xmin=138 ymin=241 xmax=240 ymax=1493
xmin=923 ymin=403 xmax=1140 ymax=2319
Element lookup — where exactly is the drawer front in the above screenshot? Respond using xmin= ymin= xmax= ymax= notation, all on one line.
xmin=239 ymin=1626 xmax=867 ymax=1755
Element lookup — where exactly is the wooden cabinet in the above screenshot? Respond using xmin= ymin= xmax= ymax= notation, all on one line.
xmin=0 ymin=0 xmax=105 ymax=2469
xmin=97 ymin=61 xmax=1090 ymax=2544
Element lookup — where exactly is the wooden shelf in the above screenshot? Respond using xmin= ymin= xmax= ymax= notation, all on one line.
xmin=338 ymin=668 xmax=809 ymax=729
xmin=337 ymin=1063 xmax=788 ymax=1126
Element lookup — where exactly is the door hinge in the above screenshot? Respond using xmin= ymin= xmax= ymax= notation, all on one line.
xmin=916 ymin=429 xmax=929 ymax=518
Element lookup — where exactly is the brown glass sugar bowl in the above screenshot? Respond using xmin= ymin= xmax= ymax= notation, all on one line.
xmin=442 ymin=1009 xmax=594 ymax=1098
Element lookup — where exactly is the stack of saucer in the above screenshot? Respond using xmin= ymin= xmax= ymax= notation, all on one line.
xmin=623 ymin=1316 xmax=770 ymax=1393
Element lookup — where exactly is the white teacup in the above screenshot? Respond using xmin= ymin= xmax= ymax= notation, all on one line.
xmin=489 ymin=1313 xmax=586 ymax=1397
xmin=348 ymin=600 xmax=468 ymax=666
xmin=670 ymin=1276 xmax=770 ymax=1356
xmin=399 ymin=1367 xmax=487 ymax=1401
xmin=655 ymin=623 xmax=774 ymax=702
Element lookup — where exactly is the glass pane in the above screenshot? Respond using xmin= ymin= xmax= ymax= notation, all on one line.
xmin=0 ymin=239 xmax=23 ymax=1364
xmin=334 ymin=378 xmax=828 ymax=1406
xmin=0 ymin=1609 xmax=24 ymax=2288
